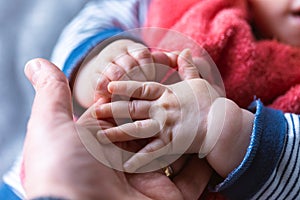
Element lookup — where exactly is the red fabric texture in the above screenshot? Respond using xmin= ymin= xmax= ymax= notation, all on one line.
xmin=145 ymin=0 xmax=300 ymax=113
xmin=145 ymin=0 xmax=300 ymax=199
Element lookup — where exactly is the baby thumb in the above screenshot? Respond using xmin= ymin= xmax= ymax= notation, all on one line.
xmin=24 ymin=58 xmax=73 ymax=122
xmin=178 ymin=49 xmax=200 ymax=80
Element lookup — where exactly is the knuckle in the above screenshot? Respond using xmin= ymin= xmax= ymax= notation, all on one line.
xmin=131 ymin=46 xmax=151 ymax=60
xmin=37 ymin=72 xmax=67 ymax=89
xmin=128 ymin=101 xmax=136 ymax=117
xmin=141 ymin=83 xmax=151 ymax=97
xmin=144 ymin=144 xmax=156 ymax=153
xmin=107 ymin=64 xmax=125 ymax=81
xmin=95 ymin=78 xmax=108 ymax=92
xmin=33 ymin=59 xmax=67 ymax=86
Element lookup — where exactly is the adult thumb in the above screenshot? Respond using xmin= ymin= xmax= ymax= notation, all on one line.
xmin=24 ymin=58 xmax=73 ymax=122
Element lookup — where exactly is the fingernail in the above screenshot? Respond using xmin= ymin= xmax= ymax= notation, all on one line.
xmin=25 ymin=60 xmax=41 ymax=85
xmin=96 ymin=131 xmax=111 ymax=144
xmin=123 ymin=162 xmax=135 ymax=173
xmin=183 ymin=48 xmax=192 ymax=59
xmin=107 ymin=82 xmax=115 ymax=93
xmin=91 ymin=107 xmax=98 ymax=119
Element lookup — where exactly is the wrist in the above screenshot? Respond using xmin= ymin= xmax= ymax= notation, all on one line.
xmin=73 ymin=39 xmax=139 ymax=108
xmin=205 ymin=98 xmax=254 ymax=177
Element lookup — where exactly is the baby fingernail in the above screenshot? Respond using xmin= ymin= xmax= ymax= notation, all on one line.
xmin=91 ymin=108 xmax=98 ymax=118
xmin=107 ymin=82 xmax=116 ymax=93
xmin=123 ymin=162 xmax=135 ymax=173
xmin=183 ymin=48 xmax=192 ymax=59
xmin=92 ymin=106 xmax=101 ymax=119
xmin=96 ymin=131 xmax=111 ymax=144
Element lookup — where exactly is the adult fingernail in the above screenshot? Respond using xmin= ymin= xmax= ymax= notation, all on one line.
xmin=25 ymin=60 xmax=41 ymax=85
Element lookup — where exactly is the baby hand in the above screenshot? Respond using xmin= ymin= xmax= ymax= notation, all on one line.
xmin=93 ymin=49 xmax=221 ymax=172
xmin=73 ymin=39 xmax=179 ymax=108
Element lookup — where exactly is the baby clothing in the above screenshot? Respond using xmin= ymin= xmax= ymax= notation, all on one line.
xmin=2 ymin=0 xmax=300 ymax=199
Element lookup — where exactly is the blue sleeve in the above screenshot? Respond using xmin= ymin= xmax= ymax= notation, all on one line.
xmin=62 ymin=28 xmax=123 ymax=79
xmin=215 ymin=100 xmax=287 ymax=199
xmin=51 ymin=0 xmax=151 ymax=79
xmin=0 ymin=182 xmax=21 ymax=200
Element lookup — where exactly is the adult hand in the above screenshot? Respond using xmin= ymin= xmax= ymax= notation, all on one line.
xmin=22 ymin=58 xmax=212 ymax=200
xmin=23 ymin=58 xmax=140 ymax=200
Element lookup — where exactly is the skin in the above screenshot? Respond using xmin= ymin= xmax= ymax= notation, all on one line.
xmin=94 ymin=50 xmax=254 ymax=177
xmin=22 ymin=1 xmax=300 ymax=197
xmin=22 ymin=58 xmax=212 ymax=200
xmin=94 ymin=50 xmax=217 ymax=171
xmin=73 ymin=39 xmax=179 ymax=108
xmin=73 ymin=40 xmax=210 ymax=176
xmin=249 ymin=0 xmax=300 ymax=46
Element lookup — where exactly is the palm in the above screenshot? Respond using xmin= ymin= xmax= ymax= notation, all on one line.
xmin=128 ymin=172 xmax=183 ymax=200
xmin=77 ymin=106 xmax=212 ymax=200
xmin=127 ymin=155 xmax=212 ymax=200
xmin=24 ymin=56 xmax=214 ymax=200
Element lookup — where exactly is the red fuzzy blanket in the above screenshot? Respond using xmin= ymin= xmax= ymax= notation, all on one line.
xmin=145 ymin=0 xmax=300 ymax=114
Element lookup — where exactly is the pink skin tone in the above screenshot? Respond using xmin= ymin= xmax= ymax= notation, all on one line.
xmin=249 ymin=0 xmax=300 ymax=46
xmin=21 ymin=2 xmax=300 ymax=199
xmin=64 ymin=1 xmax=300 ymax=195
xmin=93 ymin=50 xmax=254 ymax=177
xmin=74 ymin=39 xmax=254 ymax=178
xmin=73 ymin=39 xmax=178 ymax=108
xmin=23 ymin=58 xmax=212 ymax=200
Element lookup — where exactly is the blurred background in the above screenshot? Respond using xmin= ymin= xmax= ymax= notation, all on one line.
xmin=0 ymin=0 xmax=87 ymax=177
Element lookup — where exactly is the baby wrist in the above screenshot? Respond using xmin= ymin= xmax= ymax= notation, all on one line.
xmin=198 ymin=97 xmax=227 ymax=158
xmin=202 ymin=98 xmax=254 ymax=177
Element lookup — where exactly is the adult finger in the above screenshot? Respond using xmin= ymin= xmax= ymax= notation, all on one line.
xmin=108 ymin=81 xmax=165 ymax=100
xmin=93 ymin=100 xmax=152 ymax=119
xmin=97 ymin=119 xmax=160 ymax=144
xmin=173 ymin=156 xmax=212 ymax=200
xmin=123 ymin=138 xmax=167 ymax=173
xmin=177 ymin=49 xmax=200 ymax=80
xmin=94 ymin=63 xmax=131 ymax=102
xmin=24 ymin=58 xmax=73 ymax=123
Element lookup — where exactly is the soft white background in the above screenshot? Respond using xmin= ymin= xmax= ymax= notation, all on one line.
xmin=0 ymin=0 xmax=87 ymax=178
